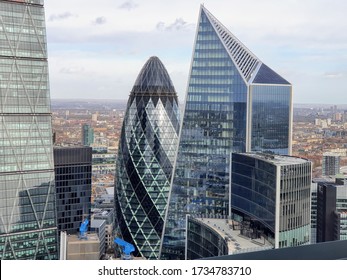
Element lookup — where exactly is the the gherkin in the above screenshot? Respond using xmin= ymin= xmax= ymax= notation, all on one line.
xmin=114 ymin=56 xmax=180 ymax=259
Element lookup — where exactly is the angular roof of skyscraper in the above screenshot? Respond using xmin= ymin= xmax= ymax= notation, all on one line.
xmin=131 ymin=56 xmax=177 ymax=95
xmin=201 ymin=6 xmax=290 ymax=85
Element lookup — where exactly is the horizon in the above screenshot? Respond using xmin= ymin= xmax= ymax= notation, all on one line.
xmin=50 ymin=98 xmax=347 ymax=106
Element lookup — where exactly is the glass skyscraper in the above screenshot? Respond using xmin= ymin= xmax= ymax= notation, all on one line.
xmin=231 ymin=153 xmax=311 ymax=249
xmin=114 ymin=56 xmax=180 ymax=259
xmin=54 ymin=146 xmax=92 ymax=234
xmin=81 ymin=124 xmax=94 ymax=146
xmin=0 ymin=0 xmax=58 ymax=259
xmin=160 ymin=5 xmax=292 ymax=259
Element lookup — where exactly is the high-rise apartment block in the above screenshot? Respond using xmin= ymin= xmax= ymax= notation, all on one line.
xmin=0 ymin=0 xmax=58 ymax=259
xmin=82 ymin=124 xmax=94 ymax=146
xmin=322 ymin=152 xmax=340 ymax=177
xmin=161 ymin=5 xmax=292 ymax=259
xmin=115 ymin=57 xmax=180 ymax=259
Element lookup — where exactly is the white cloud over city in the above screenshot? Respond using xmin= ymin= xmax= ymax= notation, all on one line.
xmin=44 ymin=0 xmax=347 ymax=104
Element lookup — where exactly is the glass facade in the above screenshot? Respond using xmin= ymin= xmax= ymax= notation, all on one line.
xmin=115 ymin=56 xmax=180 ymax=259
xmin=160 ymin=6 xmax=292 ymax=260
xmin=250 ymin=85 xmax=291 ymax=155
xmin=231 ymin=153 xmax=311 ymax=248
xmin=82 ymin=124 xmax=94 ymax=146
xmin=186 ymin=216 xmax=228 ymax=260
xmin=0 ymin=0 xmax=58 ymax=259
xmin=54 ymin=146 xmax=92 ymax=234
xmin=160 ymin=7 xmax=248 ymax=260
xmin=231 ymin=154 xmax=277 ymax=233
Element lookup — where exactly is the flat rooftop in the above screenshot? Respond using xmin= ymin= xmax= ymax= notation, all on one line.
xmin=195 ymin=218 xmax=273 ymax=255
xmin=67 ymin=233 xmax=99 ymax=244
xmin=236 ymin=152 xmax=309 ymax=166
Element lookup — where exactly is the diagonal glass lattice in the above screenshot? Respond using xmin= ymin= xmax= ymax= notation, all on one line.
xmin=115 ymin=56 xmax=180 ymax=260
xmin=0 ymin=0 xmax=58 ymax=260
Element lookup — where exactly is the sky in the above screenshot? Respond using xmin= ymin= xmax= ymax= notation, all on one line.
xmin=44 ymin=0 xmax=347 ymax=104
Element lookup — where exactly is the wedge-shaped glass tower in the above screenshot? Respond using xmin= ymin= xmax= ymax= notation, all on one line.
xmin=115 ymin=56 xmax=180 ymax=259
xmin=0 ymin=0 xmax=58 ymax=259
xmin=160 ymin=5 xmax=292 ymax=259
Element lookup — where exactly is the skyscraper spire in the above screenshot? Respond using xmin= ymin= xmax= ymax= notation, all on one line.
xmin=160 ymin=5 xmax=292 ymax=260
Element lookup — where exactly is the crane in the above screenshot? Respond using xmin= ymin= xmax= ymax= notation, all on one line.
xmin=79 ymin=218 xmax=89 ymax=239
xmin=114 ymin=237 xmax=135 ymax=260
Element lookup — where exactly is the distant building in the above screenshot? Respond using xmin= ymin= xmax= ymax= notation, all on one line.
xmin=92 ymin=113 xmax=98 ymax=122
xmin=322 ymin=152 xmax=340 ymax=176
xmin=54 ymin=146 xmax=92 ymax=234
xmin=92 ymin=209 xmax=115 ymax=252
xmin=231 ymin=153 xmax=312 ymax=249
xmin=92 ymin=153 xmax=116 ymax=175
xmin=82 ymin=124 xmax=94 ymax=146
xmin=91 ymin=219 xmax=106 ymax=257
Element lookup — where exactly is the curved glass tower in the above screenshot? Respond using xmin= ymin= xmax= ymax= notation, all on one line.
xmin=115 ymin=56 xmax=180 ymax=259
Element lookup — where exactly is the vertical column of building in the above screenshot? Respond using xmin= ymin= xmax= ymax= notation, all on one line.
xmin=0 ymin=0 xmax=58 ymax=259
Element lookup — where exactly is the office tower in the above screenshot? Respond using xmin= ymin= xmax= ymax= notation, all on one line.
xmin=114 ymin=56 xmax=180 ymax=259
xmin=231 ymin=153 xmax=311 ymax=249
xmin=322 ymin=152 xmax=340 ymax=176
xmin=0 ymin=0 xmax=58 ymax=259
xmin=316 ymin=182 xmax=347 ymax=242
xmin=82 ymin=124 xmax=94 ymax=146
xmin=92 ymin=146 xmax=116 ymax=177
xmin=160 ymin=5 xmax=292 ymax=259
xmin=54 ymin=146 xmax=92 ymax=234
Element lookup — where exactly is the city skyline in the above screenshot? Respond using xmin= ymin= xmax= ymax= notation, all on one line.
xmin=44 ymin=0 xmax=347 ymax=104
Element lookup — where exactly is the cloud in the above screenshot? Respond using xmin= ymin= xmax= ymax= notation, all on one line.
xmin=60 ymin=67 xmax=85 ymax=75
xmin=118 ymin=1 xmax=138 ymax=11
xmin=93 ymin=17 xmax=107 ymax=25
xmin=156 ymin=18 xmax=193 ymax=31
xmin=324 ymin=72 xmax=344 ymax=79
xmin=49 ymin=12 xmax=76 ymax=22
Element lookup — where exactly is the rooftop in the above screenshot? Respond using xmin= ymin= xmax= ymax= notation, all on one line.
xmin=67 ymin=233 xmax=99 ymax=244
xmin=195 ymin=218 xmax=273 ymax=255
xmin=236 ymin=152 xmax=309 ymax=166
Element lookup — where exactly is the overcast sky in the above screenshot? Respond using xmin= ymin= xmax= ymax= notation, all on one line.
xmin=44 ymin=0 xmax=347 ymax=104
